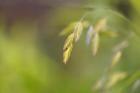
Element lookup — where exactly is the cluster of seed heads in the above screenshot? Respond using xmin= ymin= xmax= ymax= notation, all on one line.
xmin=60 ymin=15 xmax=128 ymax=64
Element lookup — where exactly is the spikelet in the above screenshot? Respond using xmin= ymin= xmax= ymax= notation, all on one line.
xmin=86 ymin=26 xmax=94 ymax=45
xmin=63 ymin=33 xmax=74 ymax=50
xmin=82 ymin=21 xmax=90 ymax=28
xmin=93 ymin=77 xmax=106 ymax=90
xmin=132 ymin=79 xmax=140 ymax=91
xmin=92 ymin=33 xmax=100 ymax=56
xmin=74 ymin=22 xmax=83 ymax=42
xmin=110 ymin=41 xmax=128 ymax=67
xmin=63 ymin=33 xmax=74 ymax=64
xmin=106 ymin=72 xmax=127 ymax=89
xmin=95 ymin=18 xmax=107 ymax=32
xmin=59 ymin=22 xmax=77 ymax=36
xmin=114 ymin=41 xmax=128 ymax=52
xmin=63 ymin=43 xmax=73 ymax=64
xmin=90 ymin=18 xmax=107 ymax=56
xmin=111 ymin=51 xmax=122 ymax=67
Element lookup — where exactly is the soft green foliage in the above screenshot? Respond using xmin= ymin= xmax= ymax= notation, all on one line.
xmin=0 ymin=0 xmax=140 ymax=93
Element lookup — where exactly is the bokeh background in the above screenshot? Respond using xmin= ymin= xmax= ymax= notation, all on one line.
xmin=0 ymin=0 xmax=140 ymax=93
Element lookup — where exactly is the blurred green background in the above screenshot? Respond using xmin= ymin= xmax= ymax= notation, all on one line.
xmin=0 ymin=0 xmax=140 ymax=93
